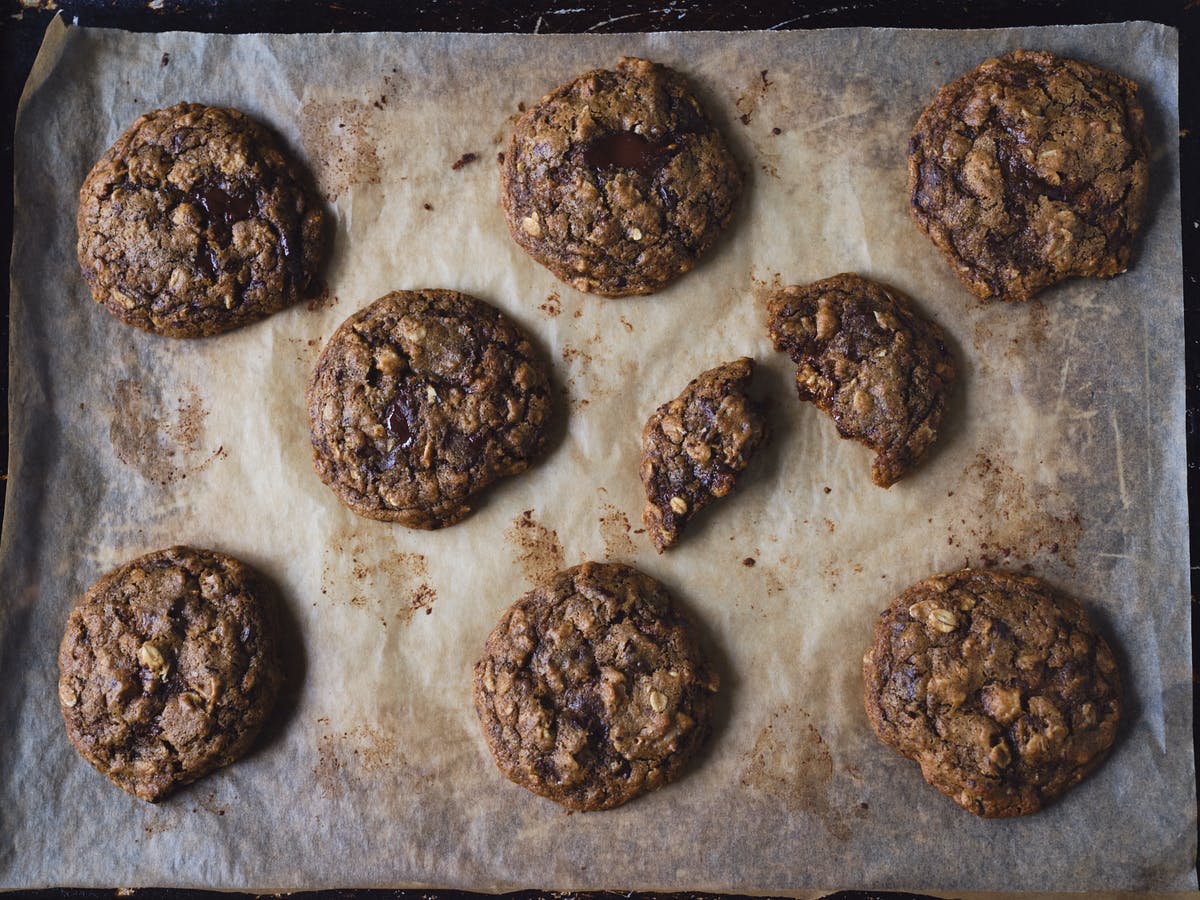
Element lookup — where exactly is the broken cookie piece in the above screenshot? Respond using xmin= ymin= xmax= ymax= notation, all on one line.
xmin=767 ymin=273 xmax=955 ymax=488
xmin=640 ymin=358 xmax=769 ymax=552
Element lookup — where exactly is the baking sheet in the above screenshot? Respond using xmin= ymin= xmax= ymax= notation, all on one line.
xmin=0 ymin=19 xmax=1191 ymax=892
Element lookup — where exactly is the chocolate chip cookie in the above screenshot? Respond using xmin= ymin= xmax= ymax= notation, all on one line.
xmin=908 ymin=50 xmax=1149 ymax=302
xmin=501 ymin=56 xmax=742 ymax=296
xmin=862 ymin=569 xmax=1121 ymax=817
xmin=640 ymin=358 xmax=769 ymax=552
xmin=307 ymin=290 xmax=552 ymax=528
xmin=768 ymin=273 xmax=955 ymax=488
xmin=77 ymin=103 xmax=327 ymax=337
xmin=473 ymin=562 xmax=720 ymax=811
xmin=58 ymin=547 xmax=282 ymax=802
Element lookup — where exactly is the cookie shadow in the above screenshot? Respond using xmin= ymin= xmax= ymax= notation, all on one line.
xmin=666 ymin=355 xmax=793 ymax=549
xmin=646 ymin=569 xmax=739 ymax=783
xmin=245 ymin=566 xmax=307 ymax=761
xmin=1108 ymin=54 xmax=1173 ymax=273
xmin=664 ymin=71 xmax=756 ymax=294
xmin=1077 ymin=595 xmax=1140 ymax=754
xmin=457 ymin=313 xmax=571 ymax=523
xmin=873 ymin=274 xmax=974 ymax=489
xmin=256 ymin=116 xmax=340 ymax=308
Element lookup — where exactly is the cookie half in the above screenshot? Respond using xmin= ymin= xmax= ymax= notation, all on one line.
xmin=640 ymin=358 xmax=769 ymax=552
xmin=58 ymin=547 xmax=282 ymax=802
xmin=908 ymin=50 xmax=1149 ymax=302
xmin=77 ymin=102 xmax=327 ymax=337
xmin=862 ymin=569 xmax=1121 ymax=817
xmin=768 ymin=273 xmax=955 ymax=487
xmin=473 ymin=562 xmax=720 ymax=811
xmin=501 ymin=56 xmax=742 ymax=296
xmin=307 ymin=289 xmax=552 ymax=528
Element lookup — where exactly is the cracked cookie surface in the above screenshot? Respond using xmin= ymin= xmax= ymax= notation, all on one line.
xmin=77 ymin=102 xmax=327 ymax=337
xmin=640 ymin=358 xmax=769 ymax=552
xmin=768 ymin=273 xmax=955 ymax=488
xmin=307 ymin=290 xmax=552 ymax=529
xmin=473 ymin=562 xmax=719 ymax=811
xmin=862 ymin=569 xmax=1121 ymax=817
xmin=501 ymin=56 xmax=742 ymax=296
xmin=58 ymin=546 xmax=282 ymax=802
xmin=908 ymin=50 xmax=1149 ymax=302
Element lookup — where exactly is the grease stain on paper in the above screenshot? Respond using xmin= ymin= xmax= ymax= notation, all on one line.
xmin=321 ymin=539 xmax=437 ymax=626
xmin=598 ymin=501 xmax=637 ymax=560
xmin=740 ymin=706 xmax=865 ymax=840
xmin=109 ymin=379 xmax=226 ymax=486
xmin=945 ymin=450 xmax=1082 ymax=569
xmin=299 ymin=98 xmax=382 ymax=202
xmin=314 ymin=721 xmax=407 ymax=798
xmin=506 ymin=509 xmax=564 ymax=584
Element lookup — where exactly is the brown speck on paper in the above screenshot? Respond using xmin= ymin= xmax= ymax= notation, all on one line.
xmin=451 ymin=151 xmax=479 ymax=170
xmin=299 ymin=98 xmax=382 ymax=202
xmin=321 ymin=541 xmax=437 ymax=624
xmin=598 ymin=502 xmax=636 ymax=560
xmin=109 ymin=380 xmax=226 ymax=487
xmin=539 ymin=291 xmax=561 ymax=318
xmin=943 ymin=450 xmax=1082 ymax=568
xmin=735 ymin=68 xmax=773 ymax=125
xmin=306 ymin=287 xmax=337 ymax=312
xmin=740 ymin=706 xmax=857 ymax=840
xmin=505 ymin=509 xmax=565 ymax=584
xmin=315 ymin=724 xmax=406 ymax=799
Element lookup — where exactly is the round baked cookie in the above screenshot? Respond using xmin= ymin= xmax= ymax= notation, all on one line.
xmin=908 ymin=50 xmax=1149 ymax=302
xmin=58 ymin=546 xmax=282 ymax=802
xmin=501 ymin=56 xmax=743 ymax=296
xmin=862 ymin=569 xmax=1121 ymax=817
xmin=473 ymin=561 xmax=720 ymax=811
xmin=77 ymin=102 xmax=327 ymax=337
xmin=307 ymin=290 xmax=552 ymax=529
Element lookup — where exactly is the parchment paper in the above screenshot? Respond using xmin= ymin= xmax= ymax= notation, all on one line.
xmin=1 ymin=19 xmax=1191 ymax=892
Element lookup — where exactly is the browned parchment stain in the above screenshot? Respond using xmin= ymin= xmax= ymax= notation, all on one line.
xmin=735 ymin=68 xmax=774 ymax=126
xmin=289 ymin=336 xmax=324 ymax=366
xmin=321 ymin=539 xmax=437 ymax=626
xmin=306 ymin=288 xmax=339 ymax=312
xmin=539 ymin=291 xmax=562 ymax=318
xmin=314 ymin=721 xmax=406 ymax=799
xmin=764 ymin=569 xmax=786 ymax=597
xmin=506 ymin=509 xmax=565 ymax=584
xmin=491 ymin=103 xmax=525 ymax=147
xmin=109 ymin=379 xmax=226 ymax=487
xmin=598 ymin=502 xmax=637 ymax=560
xmin=299 ymin=99 xmax=382 ymax=202
xmin=750 ymin=272 xmax=785 ymax=321
xmin=192 ymin=790 xmax=228 ymax=818
xmin=740 ymin=706 xmax=864 ymax=840
xmin=561 ymin=332 xmax=611 ymax=412
xmin=945 ymin=450 xmax=1082 ymax=569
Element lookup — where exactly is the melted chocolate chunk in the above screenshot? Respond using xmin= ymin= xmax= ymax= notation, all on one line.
xmin=196 ymin=183 xmax=256 ymax=227
xmin=383 ymin=394 xmax=417 ymax=448
xmin=584 ymin=131 xmax=674 ymax=176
